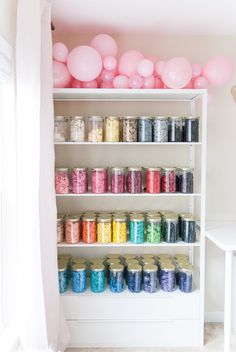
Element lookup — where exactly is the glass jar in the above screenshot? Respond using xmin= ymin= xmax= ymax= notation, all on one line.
xmin=72 ymin=257 xmax=87 ymax=265
xmin=82 ymin=215 xmax=97 ymax=243
xmin=97 ymin=216 xmax=112 ymax=243
xmin=57 ymin=214 xmax=65 ymax=243
xmin=113 ymin=214 xmax=127 ymax=243
xmin=90 ymin=264 xmax=105 ymax=293
xmin=109 ymin=264 xmax=124 ymax=293
xmin=55 ymin=168 xmax=69 ymax=194
xmin=145 ymin=167 xmax=161 ymax=193
xmin=183 ymin=116 xmax=199 ymax=142
xmin=54 ymin=116 xmax=68 ymax=142
xmin=156 ymin=254 xmax=172 ymax=262
xmin=72 ymin=264 xmax=87 ymax=293
xmin=126 ymin=167 xmax=142 ymax=193
xmin=72 ymin=167 xmax=87 ymax=194
xmin=127 ymin=264 xmax=142 ymax=293
xmin=70 ymin=116 xmax=85 ymax=142
xmin=177 ymin=168 xmax=194 ymax=193
xmin=88 ymin=116 xmax=104 ymax=142
xmin=168 ymin=116 xmax=183 ymax=142
xmin=178 ymin=264 xmax=193 ymax=293
xmin=153 ymin=116 xmax=169 ymax=142
xmin=160 ymin=263 xmax=176 ymax=292
xmin=91 ymin=168 xmax=108 ymax=194
xmin=122 ymin=116 xmax=137 ymax=142
xmin=163 ymin=215 xmax=179 ymax=243
xmin=161 ymin=167 xmax=176 ymax=193
xmin=129 ymin=215 xmax=145 ymax=244
xmin=143 ymin=264 xmax=158 ymax=293
xmin=141 ymin=258 xmax=156 ymax=266
xmin=65 ymin=215 xmax=80 ymax=244
xmin=181 ymin=215 xmax=196 ymax=243
xmin=111 ymin=167 xmax=126 ymax=193
xmin=178 ymin=212 xmax=192 ymax=239
xmin=137 ymin=116 xmax=153 ymax=142
xmin=146 ymin=215 xmax=162 ymax=243
xmin=105 ymin=116 xmax=120 ymax=142
xmin=58 ymin=263 xmax=68 ymax=294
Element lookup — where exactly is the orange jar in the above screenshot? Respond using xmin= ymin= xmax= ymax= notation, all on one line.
xmin=82 ymin=214 xmax=97 ymax=243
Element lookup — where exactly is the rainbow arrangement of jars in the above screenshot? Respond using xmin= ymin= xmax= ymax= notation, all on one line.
xmin=58 ymin=253 xmax=194 ymax=294
xmin=57 ymin=210 xmax=197 ymax=245
xmin=55 ymin=166 xmax=194 ymax=194
xmin=54 ymin=115 xmax=199 ymax=143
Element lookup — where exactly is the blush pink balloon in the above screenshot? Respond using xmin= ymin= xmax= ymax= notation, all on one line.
xmin=82 ymin=80 xmax=98 ymax=88
xmin=101 ymin=69 xmax=115 ymax=83
xmin=67 ymin=46 xmax=102 ymax=82
xmin=161 ymin=57 xmax=192 ymax=89
xmin=137 ymin=59 xmax=154 ymax=78
xmin=53 ymin=60 xmax=71 ymax=88
xmin=203 ymin=56 xmax=234 ymax=86
xmin=155 ymin=61 xmax=166 ymax=78
xmin=71 ymin=78 xmax=82 ymax=88
xmin=91 ymin=34 xmax=118 ymax=58
xmin=143 ymin=75 xmax=155 ymax=89
xmin=113 ymin=75 xmax=129 ymax=88
xmin=52 ymin=42 xmax=69 ymax=63
xmin=118 ymin=50 xmax=144 ymax=77
xmin=155 ymin=77 xmax=164 ymax=89
xmin=193 ymin=76 xmax=209 ymax=89
xmin=192 ymin=64 xmax=202 ymax=79
xmin=103 ymin=56 xmax=117 ymax=71
xmin=100 ymin=81 xmax=113 ymax=88
xmin=129 ymin=74 xmax=144 ymax=89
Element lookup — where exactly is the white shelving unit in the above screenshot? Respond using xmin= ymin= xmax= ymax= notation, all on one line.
xmin=54 ymin=88 xmax=207 ymax=348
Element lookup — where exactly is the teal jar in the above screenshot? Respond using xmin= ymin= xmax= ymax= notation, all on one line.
xmin=90 ymin=264 xmax=105 ymax=293
xmin=129 ymin=215 xmax=145 ymax=244
xmin=58 ymin=262 xmax=68 ymax=294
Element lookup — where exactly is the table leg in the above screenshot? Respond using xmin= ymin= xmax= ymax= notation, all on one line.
xmin=224 ymin=250 xmax=233 ymax=352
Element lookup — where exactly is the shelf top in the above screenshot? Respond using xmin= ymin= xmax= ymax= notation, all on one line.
xmin=57 ymin=241 xmax=200 ymax=248
xmin=56 ymin=192 xmax=201 ymax=197
xmin=53 ymin=88 xmax=207 ymax=101
xmin=55 ymin=142 xmax=202 ymax=146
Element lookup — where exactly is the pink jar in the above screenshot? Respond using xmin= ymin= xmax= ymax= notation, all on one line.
xmin=55 ymin=168 xmax=69 ymax=194
xmin=72 ymin=168 xmax=87 ymax=194
xmin=126 ymin=167 xmax=142 ymax=193
xmin=91 ymin=168 xmax=108 ymax=194
xmin=111 ymin=167 xmax=125 ymax=193
xmin=66 ymin=215 xmax=80 ymax=244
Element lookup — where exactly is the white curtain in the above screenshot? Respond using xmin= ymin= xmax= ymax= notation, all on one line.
xmin=16 ymin=0 xmax=70 ymax=350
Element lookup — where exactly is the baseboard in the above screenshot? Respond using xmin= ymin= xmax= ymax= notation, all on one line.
xmin=205 ymin=311 xmax=224 ymax=323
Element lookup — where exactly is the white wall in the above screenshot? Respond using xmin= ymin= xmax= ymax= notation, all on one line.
xmin=54 ymin=33 xmax=236 ymax=315
xmin=0 ymin=0 xmax=17 ymax=45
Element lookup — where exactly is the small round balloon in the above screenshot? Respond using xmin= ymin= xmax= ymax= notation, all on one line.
xmin=161 ymin=57 xmax=192 ymax=89
xmin=91 ymin=34 xmax=118 ymax=58
xmin=203 ymin=56 xmax=234 ymax=86
xmin=137 ymin=59 xmax=154 ymax=78
xmin=52 ymin=42 xmax=69 ymax=63
xmin=143 ymin=75 xmax=155 ymax=89
xmin=100 ymin=81 xmax=113 ymax=88
xmin=101 ymin=69 xmax=115 ymax=83
xmin=118 ymin=50 xmax=144 ymax=77
xmin=71 ymin=78 xmax=82 ymax=88
xmin=193 ymin=76 xmax=209 ymax=89
xmin=103 ymin=56 xmax=117 ymax=71
xmin=113 ymin=75 xmax=129 ymax=88
xmin=82 ymin=80 xmax=98 ymax=88
xmin=53 ymin=60 xmax=71 ymax=88
xmin=129 ymin=74 xmax=144 ymax=89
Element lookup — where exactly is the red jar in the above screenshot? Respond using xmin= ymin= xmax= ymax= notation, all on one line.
xmin=82 ymin=215 xmax=97 ymax=243
xmin=161 ymin=167 xmax=176 ymax=193
xmin=91 ymin=168 xmax=108 ymax=194
xmin=146 ymin=167 xmax=161 ymax=193
xmin=72 ymin=167 xmax=87 ymax=194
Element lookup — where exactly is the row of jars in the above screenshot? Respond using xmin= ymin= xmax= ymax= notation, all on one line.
xmin=54 ymin=115 xmax=199 ymax=143
xmin=57 ymin=211 xmax=196 ymax=244
xmin=58 ymin=253 xmax=193 ymax=294
xmin=55 ymin=166 xmax=194 ymax=194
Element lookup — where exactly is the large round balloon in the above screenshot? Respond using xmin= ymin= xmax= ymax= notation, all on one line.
xmin=161 ymin=57 xmax=192 ymax=89
xmin=52 ymin=42 xmax=69 ymax=63
xmin=118 ymin=50 xmax=144 ymax=77
xmin=203 ymin=56 xmax=234 ymax=86
xmin=53 ymin=60 xmax=71 ymax=88
xmin=67 ymin=46 xmax=102 ymax=82
xmin=91 ymin=34 xmax=118 ymax=58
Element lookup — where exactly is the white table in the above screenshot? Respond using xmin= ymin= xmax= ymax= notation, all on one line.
xmin=206 ymin=222 xmax=236 ymax=352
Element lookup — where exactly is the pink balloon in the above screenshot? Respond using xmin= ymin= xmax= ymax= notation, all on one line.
xmin=155 ymin=61 xmax=166 ymax=78
xmin=52 ymin=42 xmax=69 ymax=63
xmin=203 ymin=56 xmax=234 ymax=86
xmin=129 ymin=74 xmax=144 ymax=89
xmin=71 ymin=78 xmax=82 ymax=88
xmin=161 ymin=57 xmax=192 ymax=89
xmin=192 ymin=64 xmax=202 ymax=79
xmin=100 ymin=81 xmax=113 ymax=88
xmin=137 ymin=59 xmax=154 ymax=78
xmin=155 ymin=77 xmax=164 ymax=89
xmin=183 ymin=80 xmax=193 ymax=89
xmin=101 ymin=69 xmax=115 ymax=83
xmin=82 ymin=80 xmax=98 ymax=88
xmin=91 ymin=34 xmax=118 ymax=58
xmin=103 ymin=56 xmax=117 ymax=71
xmin=118 ymin=50 xmax=144 ymax=77
xmin=143 ymin=75 xmax=155 ymax=89
xmin=193 ymin=76 xmax=209 ymax=89
xmin=53 ymin=60 xmax=71 ymax=88
xmin=113 ymin=75 xmax=129 ymax=88
xmin=67 ymin=46 xmax=102 ymax=82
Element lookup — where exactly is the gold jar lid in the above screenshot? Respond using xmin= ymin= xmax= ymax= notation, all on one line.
xmin=123 ymin=254 xmax=137 ymax=261
xmin=143 ymin=264 xmax=157 ymax=272
xmin=71 ymin=115 xmax=84 ymax=120
xmin=160 ymin=263 xmax=175 ymax=271
xmin=156 ymin=254 xmax=172 ymax=260
xmin=55 ymin=167 xmax=69 ymax=172
xmin=141 ymin=258 xmax=156 ymax=265
xmin=91 ymin=264 xmax=105 ymax=271
xmin=138 ymin=116 xmax=153 ymax=120
xmin=66 ymin=215 xmax=81 ymax=222
xmin=106 ymin=254 xmax=121 ymax=260
xmin=123 ymin=116 xmax=137 ymax=120
xmin=110 ymin=264 xmax=124 ymax=272
xmin=153 ymin=116 xmax=169 ymax=120
xmin=179 ymin=263 xmax=193 ymax=273
xmin=57 ymin=214 xmax=65 ymax=222
xmin=58 ymin=262 xmax=67 ymax=271
xmin=140 ymin=254 xmax=155 ymax=259
xmin=97 ymin=215 xmax=112 ymax=223
xmin=71 ymin=257 xmax=87 ymax=264
xmin=127 ymin=264 xmax=142 ymax=272
xmin=72 ymin=263 xmax=86 ymax=271
xmin=106 ymin=116 xmax=119 ymax=120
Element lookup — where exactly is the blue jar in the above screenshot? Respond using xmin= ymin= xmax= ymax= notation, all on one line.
xmin=143 ymin=264 xmax=158 ymax=293
xmin=106 ymin=259 xmax=121 ymax=284
xmin=127 ymin=264 xmax=142 ymax=293
xmin=138 ymin=116 xmax=153 ymax=142
xmin=125 ymin=259 xmax=141 ymax=284
xmin=130 ymin=215 xmax=145 ymax=244
xmin=58 ymin=263 xmax=68 ymax=294
xmin=72 ymin=263 xmax=87 ymax=293
xmin=109 ymin=264 xmax=124 ymax=293
xmin=163 ymin=215 xmax=178 ymax=243
xmin=181 ymin=215 xmax=196 ymax=243
xmin=160 ymin=263 xmax=176 ymax=292
xmin=90 ymin=264 xmax=105 ymax=293
xmin=179 ymin=264 xmax=193 ymax=293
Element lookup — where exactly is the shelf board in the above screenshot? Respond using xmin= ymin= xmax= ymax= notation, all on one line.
xmin=57 ymin=241 xmax=200 ymax=248
xmin=56 ymin=192 xmax=201 ymax=197
xmin=53 ymin=88 xmax=206 ymax=102
xmin=55 ymin=142 xmax=202 ymax=146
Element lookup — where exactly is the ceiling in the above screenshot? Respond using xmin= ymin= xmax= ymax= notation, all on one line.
xmin=50 ymin=0 xmax=236 ymax=36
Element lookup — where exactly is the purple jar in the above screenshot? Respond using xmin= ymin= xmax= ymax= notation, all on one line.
xmin=72 ymin=168 xmax=87 ymax=194
xmin=111 ymin=167 xmax=125 ymax=193
xmin=91 ymin=168 xmax=108 ymax=194
xmin=126 ymin=167 xmax=142 ymax=193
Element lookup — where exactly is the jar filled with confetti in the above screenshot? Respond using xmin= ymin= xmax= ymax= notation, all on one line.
xmin=127 ymin=264 xmax=142 ymax=293
xmin=143 ymin=264 xmax=158 ymax=293
xmin=179 ymin=264 xmax=193 ymax=293
xmin=126 ymin=167 xmax=142 ymax=193
xmin=97 ymin=215 xmax=112 ymax=243
xmin=160 ymin=263 xmax=176 ymax=292
xmin=57 ymin=214 xmax=65 ymax=243
xmin=177 ymin=167 xmax=194 ymax=193
xmin=122 ymin=116 xmax=137 ymax=142
xmin=91 ymin=167 xmax=108 ymax=193
xmin=183 ymin=116 xmax=199 ymax=142
xmin=146 ymin=215 xmax=162 ymax=243
xmin=113 ymin=214 xmax=127 ymax=243
xmin=54 ymin=116 xmax=68 ymax=142
xmin=161 ymin=167 xmax=176 ymax=193
xmin=90 ymin=264 xmax=105 ymax=293
xmin=130 ymin=214 xmax=145 ymax=244
xmin=58 ymin=262 xmax=68 ymax=294
xmin=168 ymin=116 xmax=183 ymax=142
xmin=105 ymin=116 xmax=120 ymax=142
xmin=181 ymin=215 xmax=196 ymax=243
xmin=111 ymin=167 xmax=126 ymax=193
xmin=137 ymin=116 xmax=153 ymax=142
xmin=82 ymin=214 xmax=97 ymax=243
xmin=163 ymin=214 xmax=178 ymax=243
xmin=72 ymin=167 xmax=88 ymax=194
xmin=72 ymin=264 xmax=87 ymax=293
xmin=88 ymin=116 xmax=104 ymax=142
xmin=145 ymin=167 xmax=161 ymax=193
xmin=55 ymin=168 xmax=70 ymax=194
xmin=109 ymin=264 xmax=124 ymax=293
xmin=70 ymin=116 xmax=85 ymax=142
xmin=153 ymin=116 xmax=169 ymax=142
xmin=65 ymin=215 xmax=80 ymax=244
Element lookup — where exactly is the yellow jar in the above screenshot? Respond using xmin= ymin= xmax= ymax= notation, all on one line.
xmin=105 ymin=116 xmax=120 ymax=142
xmin=113 ymin=214 xmax=127 ymax=243
xmin=97 ymin=216 xmax=112 ymax=243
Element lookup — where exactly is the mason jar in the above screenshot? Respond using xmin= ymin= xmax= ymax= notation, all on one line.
xmin=146 ymin=215 xmax=162 ymax=243
xmin=105 ymin=116 xmax=120 ymax=142
xmin=55 ymin=168 xmax=69 ymax=194
xmin=127 ymin=264 xmax=142 ymax=293
xmin=143 ymin=264 xmax=158 ymax=293
xmin=90 ymin=264 xmax=106 ymax=293
xmin=178 ymin=212 xmax=192 ymax=239
xmin=58 ymin=262 xmax=68 ymax=294
xmin=145 ymin=167 xmax=161 ymax=193
xmin=178 ymin=263 xmax=194 ymax=293
xmin=161 ymin=167 xmax=176 ymax=193
xmin=122 ymin=116 xmax=137 ymax=142
xmin=168 ymin=116 xmax=183 ymax=142
xmin=137 ymin=116 xmax=153 ymax=142
xmin=65 ymin=215 xmax=80 ymax=244
xmin=159 ymin=263 xmax=176 ymax=292
xmin=129 ymin=214 xmax=145 ymax=244
xmin=57 ymin=214 xmax=65 ymax=243
xmin=183 ymin=116 xmax=199 ymax=142
xmin=54 ymin=116 xmax=68 ymax=142
xmin=126 ymin=167 xmax=142 ymax=193
xmin=176 ymin=167 xmax=194 ymax=193
xmin=82 ymin=214 xmax=97 ymax=244
xmin=97 ymin=215 xmax=112 ymax=243
xmin=69 ymin=116 xmax=85 ymax=142
xmin=109 ymin=264 xmax=124 ymax=293
xmin=72 ymin=167 xmax=87 ymax=194
xmin=88 ymin=116 xmax=104 ymax=142
xmin=71 ymin=263 xmax=87 ymax=293
xmin=163 ymin=214 xmax=179 ymax=243
xmin=91 ymin=167 xmax=108 ymax=194
xmin=111 ymin=167 xmax=126 ymax=193
xmin=113 ymin=214 xmax=127 ymax=243
xmin=181 ymin=214 xmax=196 ymax=243
xmin=153 ymin=116 xmax=169 ymax=142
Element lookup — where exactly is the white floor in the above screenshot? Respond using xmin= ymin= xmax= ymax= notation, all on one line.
xmin=66 ymin=323 xmax=236 ymax=352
